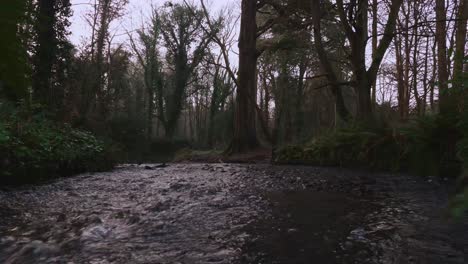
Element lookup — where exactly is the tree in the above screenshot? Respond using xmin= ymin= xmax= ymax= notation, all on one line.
xmin=194 ymin=0 xmax=280 ymax=153
xmin=81 ymin=0 xmax=128 ymax=121
xmin=129 ymin=9 xmax=163 ymax=141
xmin=32 ymin=0 xmax=73 ymax=111
xmin=206 ymin=54 xmax=234 ymax=148
xmin=226 ymin=0 xmax=259 ymax=153
xmin=311 ymin=0 xmax=352 ymax=121
xmin=334 ymin=0 xmax=403 ymax=119
xmin=453 ymin=0 xmax=468 ymax=97
xmin=435 ymin=0 xmax=451 ymax=114
xmin=0 ymin=0 xmax=29 ymax=101
xmin=158 ymin=3 xmax=212 ymax=138
xmin=371 ymin=0 xmax=378 ymax=106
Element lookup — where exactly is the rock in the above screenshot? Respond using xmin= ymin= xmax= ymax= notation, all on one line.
xmin=56 ymin=213 xmax=66 ymax=222
xmin=81 ymin=225 xmax=110 ymax=242
xmin=154 ymin=221 xmax=165 ymax=230
xmin=88 ymin=215 xmax=103 ymax=224
xmin=6 ymin=240 xmax=59 ymax=264
xmin=146 ymin=201 xmax=170 ymax=212
xmin=0 ymin=236 xmax=16 ymax=246
xmin=60 ymin=237 xmax=80 ymax=251
xmin=127 ymin=215 xmax=141 ymax=225
xmin=144 ymin=166 xmax=154 ymax=170
xmin=154 ymin=163 xmax=168 ymax=168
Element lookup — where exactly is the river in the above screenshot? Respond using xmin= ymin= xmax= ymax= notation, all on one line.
xmin=0 ymin=164 xmax=466 ymax=263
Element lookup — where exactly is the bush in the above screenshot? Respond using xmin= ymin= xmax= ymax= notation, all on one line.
xmin=0 ymin=102 xmax=117 ymax=185
xmin=402 ymin=114 xmax=461 ymax=176
xmin=275 ymin=114 xmax=462 ymax=178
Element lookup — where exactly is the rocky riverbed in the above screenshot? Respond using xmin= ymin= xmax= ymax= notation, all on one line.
xmin=0 ymin=164 xmax=467 ymax=263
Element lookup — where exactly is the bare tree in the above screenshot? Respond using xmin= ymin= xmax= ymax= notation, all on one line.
xmin=128 ymin=9 xmax=163 ymax=141
xmin=335 ymin=0 xmax=403 ymax=119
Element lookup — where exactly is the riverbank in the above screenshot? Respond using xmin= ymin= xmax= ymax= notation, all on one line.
xmin=0 ymin=110 xmax=117 ymax=185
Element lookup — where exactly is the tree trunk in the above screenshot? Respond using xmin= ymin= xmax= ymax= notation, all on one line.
xmin=165 ymin=54 xmax=189 ymax=139
xmin=435 ymin=0 xmax=451 ymax=114
xmin=33 ymin=0 xmax=56 ymax=109
xmin=430 ymin=40 xmax=437 ymax=110
xmin=411 ymin=2 xmax=422 ymax=115
xmin=147 ymin=89 xmax=154 ymax=141
xmin=447 ymin=0 xmax=459 ymax=79
xmin=311 ymin=0 xmax=351 ymax=121
xmin=0 ymin=0 xmax=29 ymax=101
xmin=228 ymin=0 xmax=259 ymax=154
xmin=422 ymin=36 xmax=431 ymax=115
xmin=336 ymin=0 xmax=403 ymax=120
xmin=92 ymin=0 xmax=111 ymax=119
xmin=188 ymin=97 xmax=194 ymax=142
xmin=454 ymin=0 xmax=468 ymax=107
xmin=348 ymin=0 xmax=371 ymax=119
xmin=395 ymin=33 xmax=408 ymax=119
xmin=403 ymin=3 xmax=411 ymax=118
xmin=208 ymin=69 xmax=220 ymax=148
xmin=371 ymin=0 xmax=378 ymax=106
xmin=295 ymin=59 xmax=306 ymax=139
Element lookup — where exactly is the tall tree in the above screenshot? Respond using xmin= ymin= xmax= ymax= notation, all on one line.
xmin=0 ymin=0 xmax=29 ymax=101
xmin=206 ymin=55 xmax=233 ymax=148
xmin=311 ymin=0 xmax=351 ymax=121
xmin=435 ymin=0 xmax=451 ymax=114
xmin=81 ymin=0 xmax=128 ymax=121
xmin=32 ymin=0 xmax=72 ymax=111
xmin=129 ymin=10 xmax=163 ymax=141
xmin=371 ymin=0 xmax=378 ymax=106
xmin=453 ymin=0 xmax=468 ymax=96
xmin=335 ymin=0 xmax=403 ymax=119
xmin=229 ymin=0 xmax=260 ymax=153
xmin=33 ymin=0 xmax=57 ymax=108
xmin=158 ymin=3 xmax=212 ymax=138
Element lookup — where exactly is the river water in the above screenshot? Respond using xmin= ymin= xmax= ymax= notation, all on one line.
xmin=0 ymin=164 xmax=466 ymax=263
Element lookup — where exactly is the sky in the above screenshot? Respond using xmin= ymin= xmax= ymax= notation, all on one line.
xmin=70 ymin=0 xmax=238 ymax=46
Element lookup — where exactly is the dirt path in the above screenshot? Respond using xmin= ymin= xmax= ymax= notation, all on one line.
xmin=0 ymin=164 xmax=467 ymax=263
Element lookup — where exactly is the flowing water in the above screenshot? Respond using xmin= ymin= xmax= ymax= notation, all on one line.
xmin=0 ymin=164 xmax=466 ymax=263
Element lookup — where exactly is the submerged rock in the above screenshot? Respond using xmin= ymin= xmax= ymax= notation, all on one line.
xmin=6 ymin=240 xmax=59 ymax=264
xmin=80 ymin=225 xmax=111 ymax=242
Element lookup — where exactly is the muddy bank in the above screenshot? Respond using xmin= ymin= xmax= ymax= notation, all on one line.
xmin=0 ymin=164 xmax=466 ymax=263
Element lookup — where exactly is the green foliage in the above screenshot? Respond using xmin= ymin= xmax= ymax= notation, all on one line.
xmin=451 ymin=72 xmax=468 ymax=218
xmin=275 ymin=115 xmax=462 ymax=178
xmin=402 ymin=114 xmax=460 ymax=176
xmin=0 ymin=102 xmax=117 ymax=184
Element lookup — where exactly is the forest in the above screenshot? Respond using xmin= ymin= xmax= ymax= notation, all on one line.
xmin=0 ymin=0 xmax=468 ymax=262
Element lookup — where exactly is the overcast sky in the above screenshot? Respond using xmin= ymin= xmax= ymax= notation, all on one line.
xmin=70 ymin=0 xmax=238 ymax=46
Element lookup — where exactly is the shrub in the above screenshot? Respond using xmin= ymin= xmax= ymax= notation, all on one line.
xmin=275 ymin=114 xmax=462 ymax=178
xmin=0 ymin=102 xmax=117 ymax=185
